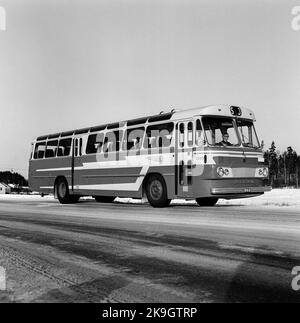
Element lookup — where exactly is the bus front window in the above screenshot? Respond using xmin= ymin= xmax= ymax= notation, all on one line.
xmin=237 ymin=119 xmax=260 ymax=148
xmin=201 ymin=117 xmax=240 ymax=147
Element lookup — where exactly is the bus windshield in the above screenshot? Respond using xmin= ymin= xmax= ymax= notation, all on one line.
xmin=237 ymin=119 xmax=260 ymax=148
xmin=201 ymin=117 xmax=240 ymax=147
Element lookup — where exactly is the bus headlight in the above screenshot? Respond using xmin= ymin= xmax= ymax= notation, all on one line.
xmin=262 ymin=167 xmax=268 ymax=177
xmin=257 ymin=167 xmax=268 ymax=177
xmin=217 ymin=167 xmax=230 ymax=177
xmin=217 ymin=167 xmax=224 ymax=177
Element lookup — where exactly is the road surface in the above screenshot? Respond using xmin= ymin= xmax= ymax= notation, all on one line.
xmin=0 ymin=196 xmax=299 ymax=303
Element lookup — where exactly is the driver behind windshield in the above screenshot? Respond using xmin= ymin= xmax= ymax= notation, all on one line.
xmin=217 ymin=132 xmax=232 ymax=147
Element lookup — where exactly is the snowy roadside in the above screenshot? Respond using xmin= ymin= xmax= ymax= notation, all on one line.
xmin=0 ymin=189 xmax=299 ymax=209
xmin=218 ymin=188 xmax=300 ymax=208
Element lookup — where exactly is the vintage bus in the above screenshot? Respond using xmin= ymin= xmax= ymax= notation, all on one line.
xmin=28 ymin=105 xmax=271 ymax=207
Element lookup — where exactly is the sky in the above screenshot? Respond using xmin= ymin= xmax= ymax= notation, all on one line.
xmin=0 ymin=0 xmax=300 ymax=177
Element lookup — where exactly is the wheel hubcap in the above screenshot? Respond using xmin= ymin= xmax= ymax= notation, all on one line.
xmin=58 ymin=182 xmax=67 ymax=198
xmin=150 ymin=180 xmax=163 ymax=200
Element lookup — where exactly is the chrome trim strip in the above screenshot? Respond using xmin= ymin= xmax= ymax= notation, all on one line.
xmin=211 ymin=186 xmax=272 ymax=195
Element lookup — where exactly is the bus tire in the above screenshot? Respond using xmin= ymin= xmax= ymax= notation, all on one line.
xmin=145 ymin=174 xmax=171 ymax=208
xmin=94 ymin=196 xmax=115 ymax=203
xmin=55 ymin=177 xmax=72 ymax=204
xmin=196 ymin=197 xmax=218 ymax=207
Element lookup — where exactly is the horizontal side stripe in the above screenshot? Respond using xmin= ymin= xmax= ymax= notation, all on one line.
xmin=76 ymin=165 xmax=148 ymax=191
xmin=82 ymin=174 xmax=140 ymax=178
xmin=34 ymin=152 xmax=263 ymax=173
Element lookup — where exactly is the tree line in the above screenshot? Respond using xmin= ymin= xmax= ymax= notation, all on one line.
xmin=0 ymin=171 xmax=28 ymax=187
xmin=263 ymin=142 xmax=300 ymax=188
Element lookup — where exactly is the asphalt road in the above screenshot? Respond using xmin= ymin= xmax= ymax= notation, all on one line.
xmin=0 ymin=197 xmax=299 ymax=303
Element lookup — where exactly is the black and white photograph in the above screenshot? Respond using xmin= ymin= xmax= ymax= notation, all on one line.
xmin=0 ymin=0 xmax=300 ymax=308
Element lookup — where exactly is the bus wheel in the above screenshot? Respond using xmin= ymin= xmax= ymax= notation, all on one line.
xmin=146 ymin=174 xmax=171 ymax=208
xmin=196 ymin=197 xmax=218 ymax=207
xmin=56 ymin=178 xmax=72 ymax=204
xmin=94 ymin=196 xmax=115 ymax=203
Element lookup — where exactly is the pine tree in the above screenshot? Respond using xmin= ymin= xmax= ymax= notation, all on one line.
xmin=296 ymin=156 xmax=300 ymax=188
xmin=268 ymin=141 xmax=278 ymax=186
xmin=284 ymin=147 xmax=298 ymax=186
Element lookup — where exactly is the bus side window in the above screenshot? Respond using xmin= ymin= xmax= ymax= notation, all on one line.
xmin=74 ymin=139 xmax=78 ymax=157
xmin=104 ymin=130 xmax=123 ymax=152
xmin=45 ymin=140 xmax=58 ymax=158
xmin=195 ymin=119 xmax=204 ymax=146
xmin=96 ymin=133 xmax=105 ymax=153
xmin=144 ymin=136 xmax=155 ymax=149
xmin=143 ymin=123 xmax=174 ymax=149
xmin=86 ymin=134 xmax=98 ymax=154
xmin=57 ymin=138 xmax=72 ymax=157
xmin=187 ymin=122 xmax=193 ymax=147
xmin=73 ymin=138 xmax=82 ymax=157
xmin=179 ymin=160 xmax=184 ymax=185
xmin=123 ymin=127 xmax=144 ymax=151
xmin=179 ymin=123 xmax=184 ymax=147
xmin=34 ymin=142 xmax=46 ymax=159
xmin=79 ymin=138 xmax=82 ymax=156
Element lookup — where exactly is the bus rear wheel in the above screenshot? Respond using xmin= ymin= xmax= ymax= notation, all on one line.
xmin=196 ymin=197 xmax=218 ymax=207
xmin=94 ymin=196 xmax=115 ymax=203
xmin=55 ymin=178 xmax=77 ymax=204
xmin=145 ymin=174 xmax=171 ymax=208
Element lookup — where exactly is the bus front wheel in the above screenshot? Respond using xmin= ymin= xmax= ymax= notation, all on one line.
xmin=196 ymin=197 xmax=218 ymax=207
xmin=55 ymin=177 xmax=76 ymax=204
xmin=145 ymin=174 xmax=171 ymax=208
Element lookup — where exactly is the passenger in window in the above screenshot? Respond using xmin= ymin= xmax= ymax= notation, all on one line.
xmin=133 ymin=137 xmax=142 ymax=150
xmin=217 ymin=132 xmax=232 ymax=147
xmin=149 ymin=137 xmax=156 ymax=148
xmin=96 ymin=143 xmax=103 ymax=153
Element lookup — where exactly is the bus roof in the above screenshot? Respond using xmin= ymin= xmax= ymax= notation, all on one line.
xmin=35 ymin=105 xmax=255 ymax=142
xmin=170 ymin=105 xmax=255 ymax=121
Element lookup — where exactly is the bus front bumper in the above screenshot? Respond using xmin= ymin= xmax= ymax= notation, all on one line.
xmin=211 ymin=186 xmax=272 ymax=195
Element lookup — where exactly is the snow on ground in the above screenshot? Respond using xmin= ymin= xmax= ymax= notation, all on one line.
xmin=0 ymin=189 xmax=299 ymax=209
xmin=115 ymin=188 xmax=300 ymax=208
xmin=218 ymin=188 xmax=300 ymax=208
xmin=0 ymin=194 xmax=54 ymax=201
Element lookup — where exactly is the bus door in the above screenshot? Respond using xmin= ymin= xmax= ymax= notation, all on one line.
xmin=71 ymin=137 xmax=83 ymax=192
xmin=175 ymin=120 xmax=194 ymax=197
